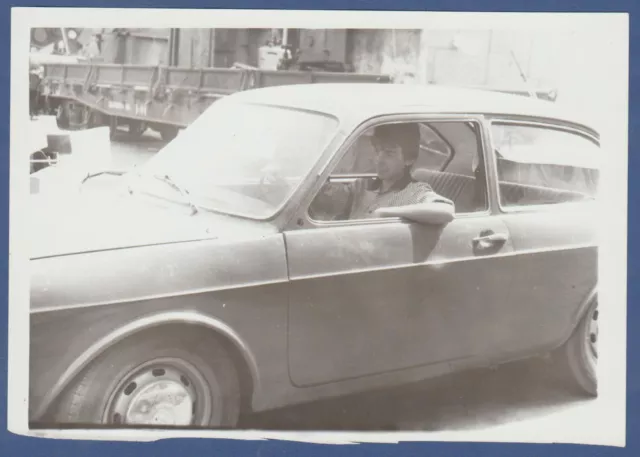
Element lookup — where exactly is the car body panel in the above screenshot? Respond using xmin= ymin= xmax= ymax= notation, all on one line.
xmin=29 ymin=234 xmax=290 ymax=420
xmin=495 ymin=204 xmax=598 ymax=355
xmin=31 ymin=309 xmax=262 ymax=421
xmin=285 ymin=215 xmax=516 ymax=386
xmin=29 ymin=182 xmax=279 ymax=259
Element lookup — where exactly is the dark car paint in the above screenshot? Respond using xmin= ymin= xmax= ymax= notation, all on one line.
xmin=28 ymin=102 xmax=599 ymax=423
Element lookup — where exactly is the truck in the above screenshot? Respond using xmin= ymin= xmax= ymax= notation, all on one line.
xmin=36 ymin=61 xmax=392 ymax=141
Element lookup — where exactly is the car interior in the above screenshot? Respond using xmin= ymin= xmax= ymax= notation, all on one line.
xmin=308 ymin=119 xmax=598 ymax=222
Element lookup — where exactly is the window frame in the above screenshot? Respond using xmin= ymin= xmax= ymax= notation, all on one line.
xmin=486 ymin=117 xmax=601 ymax=214
xmin=327 ymin=121 xmax=456 ymax=178
xmin=418 ymin=123 xmax=455 ymax=172
xmin=294 ymin=113 xmax=493 ymax=230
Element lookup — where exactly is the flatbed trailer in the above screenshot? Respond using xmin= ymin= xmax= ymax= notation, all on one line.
xmin=38 ymin=62 xmax=392 ymax=141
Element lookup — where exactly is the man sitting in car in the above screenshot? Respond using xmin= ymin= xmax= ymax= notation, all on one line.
xmin=312 ymin=123 xmax=455 ymax=224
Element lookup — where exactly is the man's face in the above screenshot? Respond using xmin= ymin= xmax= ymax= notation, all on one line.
xmin=374 ymin=141 xmax=410 ymax=182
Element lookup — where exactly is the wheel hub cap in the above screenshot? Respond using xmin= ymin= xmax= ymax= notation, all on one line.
xmin=126 ymin=381 xmax=193 ymax=425
xmin=107 ymin=360 xmax=205 ymax=427
xmin=587 ymin=306 xmax=599 ymax=361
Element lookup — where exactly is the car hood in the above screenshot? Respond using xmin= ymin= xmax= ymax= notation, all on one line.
xmin=29 ymin=189 xmax=275 ymax=259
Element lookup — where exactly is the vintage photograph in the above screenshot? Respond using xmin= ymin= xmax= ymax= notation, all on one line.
xmin=9 ymin=8 xmax=628 ymax=445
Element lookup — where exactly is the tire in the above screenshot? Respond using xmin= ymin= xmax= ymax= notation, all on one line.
xmin=109 ymin=117 xmax=119 ymax=140
xmin=160 ymin=126 xmax=179 ymax=142
xmin=128 ymin=121 xmax=147 ymax=138
xmin=562 ymin=300 xmax=598 ymax=396
xmin=53 ymin=328 xmax=241 ymax=428
xmin=55 ymin=102 xmax=69 ymax=129
xmin=87 ymin=111 xmax=106 ymax=129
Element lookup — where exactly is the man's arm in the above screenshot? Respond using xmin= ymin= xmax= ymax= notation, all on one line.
xmin=373 ymin=202 xmax=454 ymax=224
xmin=373 ymin=183 xmax=455 ymax=225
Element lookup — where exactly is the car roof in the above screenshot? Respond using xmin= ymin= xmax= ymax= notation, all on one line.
xmin=228 ymin=83 xmax=599 ymax=135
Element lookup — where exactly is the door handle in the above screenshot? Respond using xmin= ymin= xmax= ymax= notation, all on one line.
xmin=472 ymin=231 xmax=509 ymax=247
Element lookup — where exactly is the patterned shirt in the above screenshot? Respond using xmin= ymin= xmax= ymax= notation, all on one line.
xmin=348 ymin=174 xmax=452 ymax=220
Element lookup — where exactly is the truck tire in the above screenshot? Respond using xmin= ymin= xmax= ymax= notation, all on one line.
xmin=87 ymin=110 xmax=107 ymax=129
xmin=128 ymin=121 xmax=147 ymax=139
xmin=109 ymin=117 xmax=119 ymax=140
xmin=55 ymin=102 xmax=70 ymax=129
xmin=561 ymin=300 xmax=598 ymax=396
xmin=160 ymin=126 xmax=179 ymax=142
xmin=53 ymin=328 xmax=241 ymax=428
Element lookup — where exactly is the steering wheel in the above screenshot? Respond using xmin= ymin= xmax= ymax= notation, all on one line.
xmin=309 ymin=180 xmax=352 ymax=221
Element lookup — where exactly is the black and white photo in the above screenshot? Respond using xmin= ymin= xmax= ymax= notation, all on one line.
xmin=9 ymin=8 xmax=628 ymax=446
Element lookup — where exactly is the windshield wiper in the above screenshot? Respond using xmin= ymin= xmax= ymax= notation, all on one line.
xmin=81 ymin=170 xmax=126 ymax=185
xmin=149 ymin=173 xmax=201 ymax=216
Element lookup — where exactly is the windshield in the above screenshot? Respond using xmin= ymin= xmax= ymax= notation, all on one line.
xmin=136 ymin=101 xmax=339 ymax=219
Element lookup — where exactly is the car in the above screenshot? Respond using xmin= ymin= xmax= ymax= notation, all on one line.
xmin=28 ymin=83 xmax=599 ymax=429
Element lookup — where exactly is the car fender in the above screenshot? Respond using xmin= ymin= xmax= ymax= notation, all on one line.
xmin=32 ymin=310 xmax=260 ymax=422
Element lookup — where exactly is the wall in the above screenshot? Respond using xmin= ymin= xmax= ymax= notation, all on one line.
xmin=174 ymin=28 xmax=272 ymax=68
xmin=419 ymin=27 xmax=611 ymax=119
xmin=126 ymin=29 xmax=170 ymax=66
xmin=422 ymin=30 xmax=490 ymax=86
xmin=419 ymin=29 xmax=536 ymax=88
xmin=348 ymin=29 xmax=423 ymax=82
xmin=519 ymin=29 xmax=615 ymax=125
xmin=86 ymin=29 xmax=170 ymax=65
xmin=176 ymin=28 xmax=214 ymax=68
xmin=298 ymin=29 xmax=347 ymax=62
xmin=246 ymin=29 xmax=273 ymax=66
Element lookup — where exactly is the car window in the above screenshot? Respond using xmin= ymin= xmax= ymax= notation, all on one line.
xmin=331 ymin=123 xmax=453 ymax=175
xmin=416 ymin=124 xmax=452 ymax=171
xmin=307 ymin=120 xmax=488 ymax=223
xmin=432 ymin=122 xmax=481 ymax=177
xmin=492 ymin=123 xmax=599 ymax=207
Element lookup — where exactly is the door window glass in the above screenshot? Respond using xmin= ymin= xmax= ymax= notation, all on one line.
xmin=308 ymin=120 xmax=488 ymax=222
xmin=492 ymin=123 xmax=600 ymax=207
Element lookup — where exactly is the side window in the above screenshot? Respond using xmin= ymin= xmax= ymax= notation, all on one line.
xmin=416 ymin=124 xmax=452 ymax=171
xmin=307 ymin=119 xmax=488 ymax=223
xmin=492 ymin=123 xmax=600 ymax=207
xmin=331 ymin=130 xmax=377 ymax=175
xmin=434 ymin=121 xmax=482 ymax=177
xmin=331 ymin=123 xmax=453 ymax=175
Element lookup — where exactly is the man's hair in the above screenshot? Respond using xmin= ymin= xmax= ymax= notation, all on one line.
xmin=373 ymin=123 xmax=420 ymax=162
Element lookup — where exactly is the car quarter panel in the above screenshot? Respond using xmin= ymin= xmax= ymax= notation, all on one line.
xmin=29 ymin=234 xmax=290 ymax=421
xmin=492 ymin=204 xmax=598 ymax=357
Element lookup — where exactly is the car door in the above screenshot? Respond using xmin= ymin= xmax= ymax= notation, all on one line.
xmin=487 ymin=119 xmax=600 ymax=356
xmin=283 ymin=115 xmax=518 ymax=387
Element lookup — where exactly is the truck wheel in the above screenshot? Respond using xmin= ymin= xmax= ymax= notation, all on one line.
xmin=87 ymin=111 xmax=106 ymax=129
xmin=128 ymin=121 xmax=147 ymax=139
xmin=561 ymin=300 xmax=598 ymax=396
xmin=55 ymin=102 xmax=70 ymax=129
xmin=109 ymin=117 xmax=119 ymax=140
xmin=53 ymin=329 xmax=241 ymax=428
xmin=160 ymin=126 xmax=179 ymax=142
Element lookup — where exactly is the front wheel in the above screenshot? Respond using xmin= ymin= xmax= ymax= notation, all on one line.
xmin=562 ymin=300 xmax=598 ymax=396
xmin=53 ymin=329 xmax=241 ymax=428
